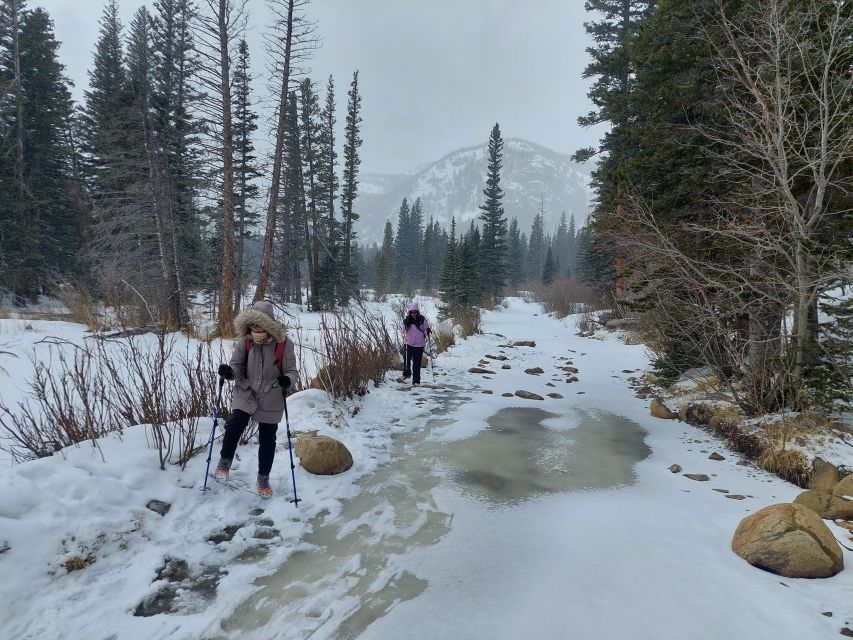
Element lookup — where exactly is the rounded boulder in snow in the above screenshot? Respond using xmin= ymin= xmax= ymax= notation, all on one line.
xmin=295 ymin=435 xmax=353 ymax=475
xmin=731 ymin=503 xmax=843 ymax=578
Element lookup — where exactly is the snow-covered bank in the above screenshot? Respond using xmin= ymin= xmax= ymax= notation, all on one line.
xmin=1 ymin=297 xmax=851 ymax=639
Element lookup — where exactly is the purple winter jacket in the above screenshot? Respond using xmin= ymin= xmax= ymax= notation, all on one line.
xmin=402 ymin=302 xmax=430 ymax=348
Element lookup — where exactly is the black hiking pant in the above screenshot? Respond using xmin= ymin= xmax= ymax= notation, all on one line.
xmin=220 ymin=409 xmax=278 ymax=476
xmin=404 ymin=345 xmax=425 ymax=384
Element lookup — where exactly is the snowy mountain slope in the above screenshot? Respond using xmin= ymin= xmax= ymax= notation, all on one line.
xmin=356 ymin=139 xmax=593 ymax=244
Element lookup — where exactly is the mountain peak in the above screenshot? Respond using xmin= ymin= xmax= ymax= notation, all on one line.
xmin=356 ymin=138 xmax=592 ymax=243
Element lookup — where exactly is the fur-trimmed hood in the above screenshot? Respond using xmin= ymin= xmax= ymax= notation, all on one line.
xmin=233 ymin=301 xmax=287 ymax=342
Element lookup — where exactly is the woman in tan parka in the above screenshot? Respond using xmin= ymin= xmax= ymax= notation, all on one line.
xmin=215 ymin=300 xmax=298 ymax=497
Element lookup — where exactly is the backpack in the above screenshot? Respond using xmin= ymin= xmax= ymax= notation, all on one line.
xmin=245 ymin=337 xmax=286 ymax=374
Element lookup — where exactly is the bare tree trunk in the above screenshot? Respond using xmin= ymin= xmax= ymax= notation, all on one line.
xmin=215 ymin=0 xmax=237 ymax=337
xmin=255 ymin=0 xmax=295 ymax=302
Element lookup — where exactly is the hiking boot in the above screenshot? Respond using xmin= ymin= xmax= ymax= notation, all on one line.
xmin=214 ymin=457 xmax=232 ymax=480
xmin=257 ymin=474 xmax=272 ymax=498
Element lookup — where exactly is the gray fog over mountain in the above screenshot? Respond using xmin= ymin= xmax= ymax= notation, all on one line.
xmin=38 ymin=0 xmax=604 ymax=175
xmin=358 ymin=139 xmax=592 ymax=244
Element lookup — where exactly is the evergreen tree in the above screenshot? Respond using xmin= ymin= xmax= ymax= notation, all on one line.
xmin=231 ymin=38 xmax=260 ymax=311
xmin=299 ymin=78 xmax=323 ymax=308
xmin=3 ymin=7 xmax=79 ymax=297
xmin=393 ymin=197 xmax=411 ymax=289
xmin=374 ymin=220 xmax=396 ymax=294
xmin=478 ymin=123 xmax=508 ymax=301
xmin=439 ymin=217 xmax=459 ymax=305
xmin=507 ymin=217 xmax=525 ymax=289
xmin=340 ymin=69 xmax=362 ymax=293
xmin=315 ymin=75 xmax=340 ymax=308
xmin=81 ymin=0 xmax=125 ymax=196
xmin=541 ymin=246 xmax=556 ymax=284
xmin=526 ymin=210 xmax=545 ymax=283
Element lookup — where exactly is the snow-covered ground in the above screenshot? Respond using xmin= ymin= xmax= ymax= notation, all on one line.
xmin=0 ymin=297 xmax=851 ymax=639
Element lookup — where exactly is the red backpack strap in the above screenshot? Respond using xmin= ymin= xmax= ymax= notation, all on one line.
xmin=275 ymin=338 xmax=286 ymax=374
xmin=245 ymin=337 xmax=286 ymax=374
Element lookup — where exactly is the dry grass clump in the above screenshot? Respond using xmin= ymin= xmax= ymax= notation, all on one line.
xmin=55 ymin=282 xmax=104 ymax=331
xmin=449 ymin=305 xmax=482 ymax=338
xmin=431 ymin=322 xmax=455 ymax=354
xmin=759 ymin=447 xmax=810 ymax=487
xmin=63 ymin=555 xmax=93 ymax=573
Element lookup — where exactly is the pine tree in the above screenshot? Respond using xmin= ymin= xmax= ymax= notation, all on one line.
xmin=542 ymin=246 xmax=556 ymax=284
xmin=6 ymin=7 xmax=79 ymax=297
xmin=439 ymin=217 xmax=459 ymax=306
xmin=81 ymin=0 xmax=125 ymax=196
xmin=526 ymin=210 xmax=545 ymax=283
xmin=315 ymin=75 xmax=340 ymax=308
xmin=231 ymin=38 xmax=260 ymax=312
xmin=340 ymin=69 xmax=362 ymax=293
xmin=478 ymin=123 xmax=508 ymax=301
xmin=299 ymin=78 xmax=323 ymax=308
xmin=393 ymin=197 xmax=411 ymax=290
xmin=507 ymin=217 xmax=525 ymax=290
xmin=374 ymin=219 xmax=396 ymax=294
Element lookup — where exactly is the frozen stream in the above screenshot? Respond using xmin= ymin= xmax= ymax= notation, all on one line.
xmin=215 ymin=391 xmax=650 ymax=640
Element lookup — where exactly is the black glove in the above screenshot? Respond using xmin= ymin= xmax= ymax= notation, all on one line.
xmin=218 ymin=364 xmax=234 ymax=380
xmin=277 ymin=374 xmax=291 ymax=389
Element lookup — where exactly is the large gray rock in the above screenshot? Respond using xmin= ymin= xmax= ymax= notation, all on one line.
xmin=732 ymin=503 xmax=843 ymax=578
xmin=295 ymin=435 xmax=353 ymax=475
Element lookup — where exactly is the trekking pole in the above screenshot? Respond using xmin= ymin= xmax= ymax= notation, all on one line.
xmin=281 ymin=388 xmax=301 ymax=506
xmin=202 ymin=376 xmax=225 ymax=494
xmin=428 ymin=333 xmax=436 ymax=383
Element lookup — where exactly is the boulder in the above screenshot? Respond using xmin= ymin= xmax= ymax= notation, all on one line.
xmin=295 ymin=435 xmax=353 ymax=475
xmin=808 ymin=458 xmax=840 ymax=493
xmin=681 ymin=403 xmax=714 ymax=426
xmin=468 ymin=367 xmax=496 ymax=375
xmin=146 ymin=500 xmax=171 ymax=517
xmin=732 ymin=503 xmax=843 ymax=578
xmin=650 ymin=398 xmax=675 ymax=420
xmin=793 ymin=490 xmax=853 ymax=520
xmin=833 ymin=474 xmax=853 ymax=499
xmin=524 ymin=367 xmax=544 ymax=375
xmin=515 ymin=390 xmax=544 ymax=401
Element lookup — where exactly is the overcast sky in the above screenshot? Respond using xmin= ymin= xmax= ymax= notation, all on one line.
xmin=37 ymin=0 xmax=604 ymax=174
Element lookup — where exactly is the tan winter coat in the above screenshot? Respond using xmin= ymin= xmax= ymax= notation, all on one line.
xmin=229 ymin=301 xmax=298 ymax=423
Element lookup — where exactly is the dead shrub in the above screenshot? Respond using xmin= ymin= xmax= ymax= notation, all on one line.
xmin=55 ymin=282 xmax=104 ymax=331
xmin=535 ymin=277 xmax=600 ymax=319
xmin=311 ymin=303 xmax=399 ymax=398
xmin=0 ymin=331 xmax=224 ymax=468
xmin=759 ymin=447 xmax=810 ymax=487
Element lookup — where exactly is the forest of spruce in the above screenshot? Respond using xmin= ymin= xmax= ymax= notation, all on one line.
xmin=0 ymin=0 xmax=850 ymax=420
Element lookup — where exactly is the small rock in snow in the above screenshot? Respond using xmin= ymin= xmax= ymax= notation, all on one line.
xmin=501 ymin=392 xmax=514 ymax=397
xmin=709 ymin=452 xmax=726 ymax=461
xmin=513 ymin=340 xmax=536 ymax=347
xmin=725 ymin=495 xmax=747 ymax=500
xmin=668 ymin=464 xmax=682 ymax=473
xmin=482 ymin=390 xmax=493 ymax=394
xmin=146 ymin=500 xmax=171 ymax=517
xmin=502 ymin=364 xmax=511 ymax=369
xmin=515 ymin=390 xmax=544 ymax=401
xmin=469 ymin=367 xmax=496 ymax=375
xmin=684 ymin=474 xmax=710 ymax=481
xmin=547 ymin=393 xmax=563 ymax=399
xmin=524 ymin=367 xmax=544 ymax=375
xmin=713 ymin=488 xmax=730 ymax=493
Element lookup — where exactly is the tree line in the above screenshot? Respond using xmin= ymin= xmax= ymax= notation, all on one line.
xmin=575 ymin=0 xmax=852 ymax=412
xmin=0 ymin=0 xmax=369 ymax=335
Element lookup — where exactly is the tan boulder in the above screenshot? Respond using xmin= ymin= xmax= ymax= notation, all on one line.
xmin=793 ymin=490 xmax=853 ymax=520
xmin=808 ymin=458 xmax=840 ymax=493
xmin=295 ymin=435 xmax=353 ymax=475
xmin=515 ymin=390 xmax=544 ymax=401
xmin=833 ymin=474 xmax=853 ymax=499
xmin=650 ymin=398 xmax=675 ymax=420
xmin=732 ymin=503 xmax=843 ymax=578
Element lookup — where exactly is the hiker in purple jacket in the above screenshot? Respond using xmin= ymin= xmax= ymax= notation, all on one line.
xmin=401 ymin=302 xmax=430 ymax=385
